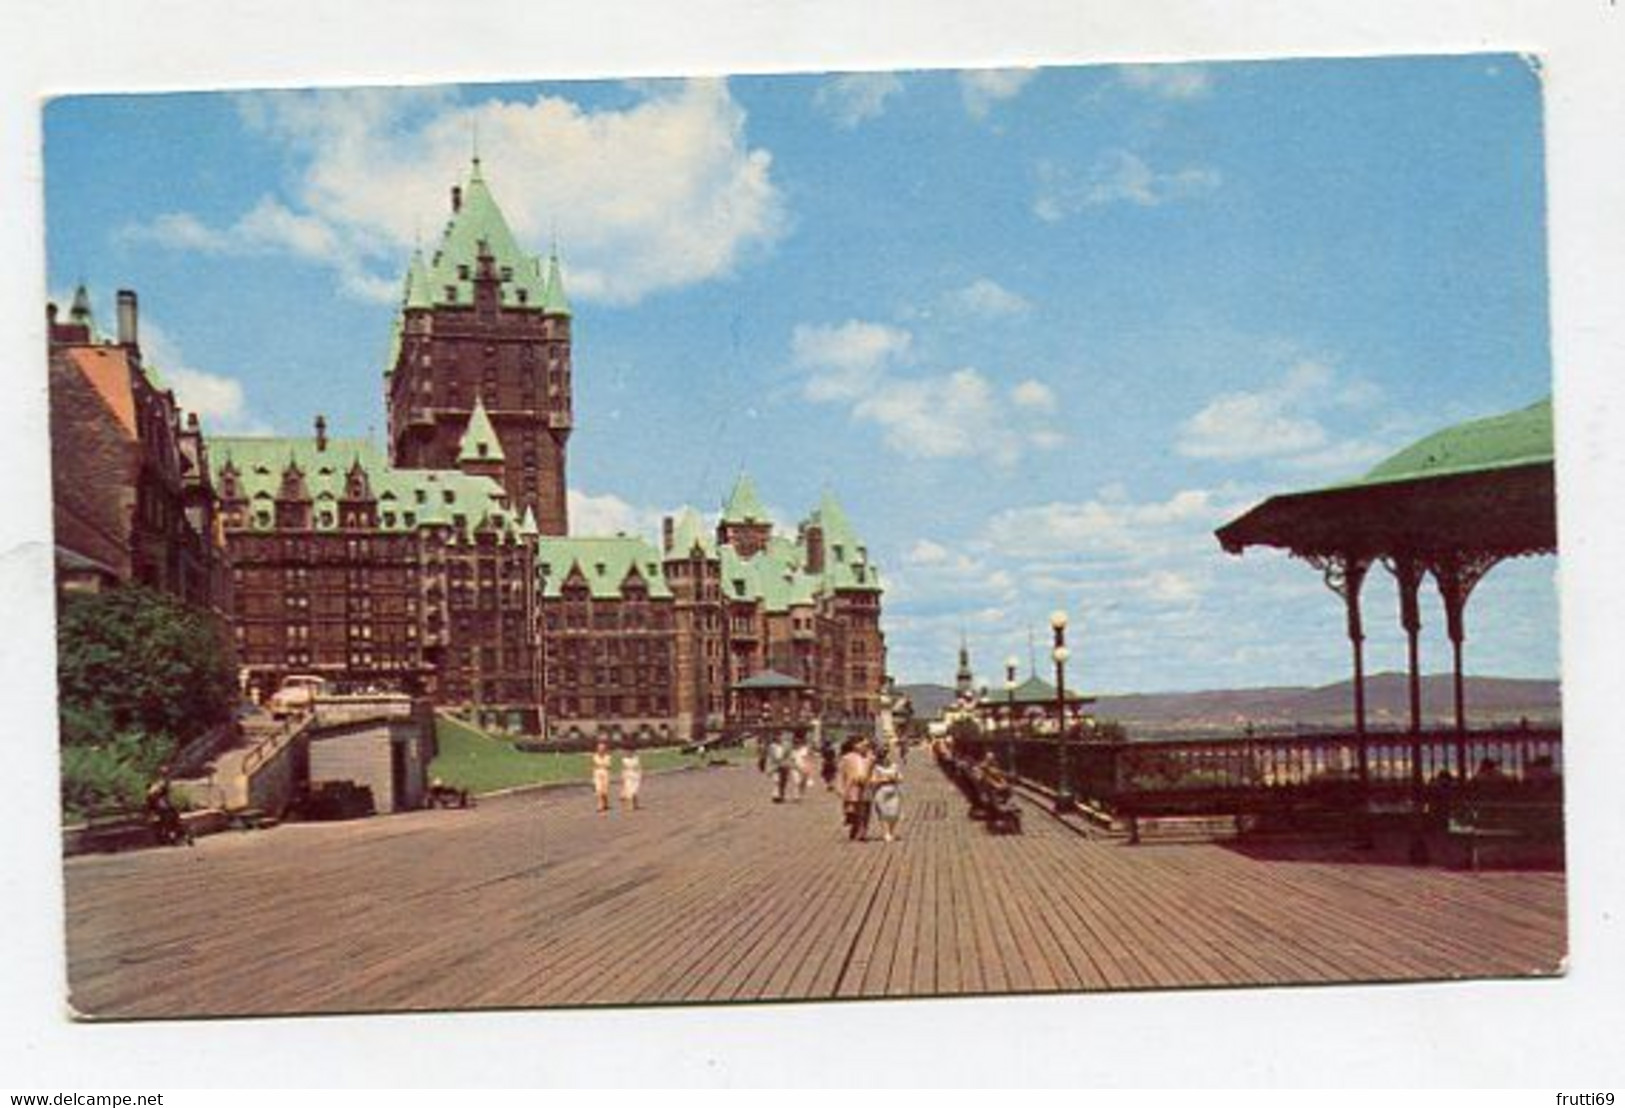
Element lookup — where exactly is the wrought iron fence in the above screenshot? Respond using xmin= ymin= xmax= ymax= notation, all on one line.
xmin=952 ymin=725 xmax=1563 ymax=816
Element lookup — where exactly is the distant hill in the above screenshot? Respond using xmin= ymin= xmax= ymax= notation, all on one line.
xmin=897 ymin=683 xmax=957 ymax=720
xmin=898 ymin=675 xmax=1560 ymax=739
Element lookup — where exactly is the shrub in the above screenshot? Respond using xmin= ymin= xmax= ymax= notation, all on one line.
xmin=56 ymin=586 xmax=238 ymax=817
xmin=59 ymin=729 xmax=168 ymax=818
xmin=57 ymin=586 xmax=237 ymax=747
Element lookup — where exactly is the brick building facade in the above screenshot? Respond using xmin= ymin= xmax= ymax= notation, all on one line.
xmin=48 ymin=286 xmax=231 ymax=614
xmin=199 ymin=159 xmax=885 ymax=738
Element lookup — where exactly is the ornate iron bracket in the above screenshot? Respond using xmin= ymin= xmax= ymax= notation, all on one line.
xmin=1428 ymin=551 xmax=1503 ymax=644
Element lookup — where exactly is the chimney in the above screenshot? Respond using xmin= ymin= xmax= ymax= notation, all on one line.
xmin=116 ymin=289 xmax=139 ymax=348
xmin=451 ymin=185 xmax=462 ymax=213
xmin=662 ymin=515 xmax=674 ymax=554
xmin=314 ymin=414 xmax=328 ymax=452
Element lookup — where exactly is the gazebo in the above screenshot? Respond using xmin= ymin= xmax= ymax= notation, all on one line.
xmin=1215 ymin=398 xmax=1557 ymax=855
xmin=729 ymin=669 xmax=814 ymax=730
xmin=978 ymin=674 xmax=1096 ymax=736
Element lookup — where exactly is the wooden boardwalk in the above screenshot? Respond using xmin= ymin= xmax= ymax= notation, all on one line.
xmin=63 ymin=758 xmax=1567 ymax=1018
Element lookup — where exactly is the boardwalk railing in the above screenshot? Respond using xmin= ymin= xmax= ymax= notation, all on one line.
xmin=953 ymin=725 xmax=1563 ymax=827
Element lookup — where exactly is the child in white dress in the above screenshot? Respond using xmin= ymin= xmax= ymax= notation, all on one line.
xmin=620 ymin=747 xmax=643 ymax=810
xmin=591 ymin=740 xmax=612 ymax=813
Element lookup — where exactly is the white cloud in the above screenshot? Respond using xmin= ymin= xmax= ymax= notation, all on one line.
xmin=792 ymin=318 xmax=1063 ymax=465
xmin=983 ymin=488 xmax=1233 ymax=559
xmin=1011 ymin=379 xmax=1057 ymax=412
xmin=1116 ymin=64 xmax=1213 ymax=100
xmin=791 ymin=320 xmax=912 ymax=401
xmin=140 ymin=320 xmax=272 ymax=435
xmin=566 ymin=489 xmax=667 ymax=541
xmin=945 ymin=277 xmax=1031 ymax=318
xmin=959 ymin=69 xmax=1037 ymax=119
xmin=1034 ymin=150 xmax=1221 ymax=220
xmin=1176 ymin=360 xmax=1391 ymax=467
xmin=814 ymin=73 xmax=904 ymax=128
xmin=1135 ymin=569 xmax=1202 ymax=604
xmin=128 ymin=81 xmax=785 ymax=307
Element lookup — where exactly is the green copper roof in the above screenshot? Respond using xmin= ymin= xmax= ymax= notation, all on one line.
xmin=722 ymin=472 xmax=768 ymax=524
xmin=732 ymin=669 xmax=806 ymax=691
xmin=668 ymin=507 xmax=714 ymax=557
xmin=980 ymin=674 xmax=1093 ymax=706
xmin=537 ymin=536 xmax=673 ymax=600
xmin=403 ymin=248 xmax=434 ymax=310
xmin=414 ymin=160 xmax=570 ymax=314
xmin=541 ymin=248 xmax=572 ymax=317
xmin=67 ymin=284 xmax=99 ymax=338
xmin=457 ymin=396 xmax=505 ymax=463
xmin=1340 ymin=398 xmax=1553 ymax=490
xmin=207 ymin=434 xmax=519 ymax=542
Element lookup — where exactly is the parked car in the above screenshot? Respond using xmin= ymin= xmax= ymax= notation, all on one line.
xmin=269 ymin=674 xmax=328 ymax=719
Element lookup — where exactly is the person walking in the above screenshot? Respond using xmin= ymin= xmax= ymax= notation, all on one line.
xmin=792 ymin=729 xmax=816 ymax=801
xmin=838 ymin=739 xmax=875 ymax=841
xmin=620 ymin=745 xmax=643 ymax=811
xmin=767 ymin=732 xmax=792 ymax=803
xmin=870 ymin=753 xmax=903 ymax=843
xmin=820 ymin=737 xmax=839 ymax=792
xmin=591 ymin=739 xmax=613 ymax=814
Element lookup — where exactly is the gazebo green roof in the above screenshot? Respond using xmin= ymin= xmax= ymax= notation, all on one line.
xmin=980 ymin=674 xmax=1095 ymax=706
xmin=1340 ymin=399 xmax=1552 ymax=490
xmin=1217 ymin=398 xmax=1556 ymax=560
xmin=731 ymin=669 xmax=807 ymax=691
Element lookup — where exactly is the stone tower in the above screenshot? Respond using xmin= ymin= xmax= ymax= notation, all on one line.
xmin=385 ymin=158 xmax=573 ymax=534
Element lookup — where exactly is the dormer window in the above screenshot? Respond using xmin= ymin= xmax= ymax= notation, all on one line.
xmin=415 ymin=489 xmax=427 ymax=504
xmin=443 ymin=490 xmax=455 ymax=504
xmin=516 ymin=289 xmax=528 ymax=305
xmin=457 ymin=265 xmax=470 ymax=280
xmin=500 ymin=266 xmax=513 ymax=281
xmin=444 ymin=286 xmax=458 ymax=302
xmin=477 ymin=443 xmax=489 ymax=458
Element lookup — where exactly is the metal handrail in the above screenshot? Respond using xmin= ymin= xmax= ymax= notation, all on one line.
xmin=240 ymin=715 xmax=311 ymax=780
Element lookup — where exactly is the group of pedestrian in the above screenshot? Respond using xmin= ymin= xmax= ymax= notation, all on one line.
xmin=752 ymin=723 xmax=905 ymax=843
xmin=761 ymin=728 xmax=820 ymax=802
xmin=591 ymin=739 xmax=643 ymax=814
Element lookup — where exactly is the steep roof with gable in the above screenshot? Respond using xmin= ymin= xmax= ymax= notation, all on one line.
xmin=537 ymin=536 xmax=673 ymax=600
xmin=668 ymin=507 xmax=714 ymax=557
xmin=457 ymin=396 xmax=505 ymax=463
xmin=721 ymin=472 xmax=769 ymax=524
xmin=207 ymin=434 xmax=521 ymax=541
xmin=407 ymin=159 xmax=569 ymax=314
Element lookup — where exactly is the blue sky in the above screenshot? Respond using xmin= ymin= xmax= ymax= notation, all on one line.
xmin=43 ymin=55 xmax=1559 ymax=693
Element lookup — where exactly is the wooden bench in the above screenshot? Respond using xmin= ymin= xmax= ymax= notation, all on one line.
xmin=1448 ymin=796 xmax=1563 ymax=870
xmin=942 ymin=759 xmax=1022 ymax=834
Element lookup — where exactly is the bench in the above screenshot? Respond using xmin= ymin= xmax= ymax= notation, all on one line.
xmin=1448 ymin=796 xmax=1563 ymax=870
xmin=943 ymin=758 xmax=1022 ymax=834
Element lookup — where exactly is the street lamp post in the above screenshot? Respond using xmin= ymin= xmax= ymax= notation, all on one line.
xmin=1051 ymin=609 xmax=1076 ymax=814
xmin=1004 ymin=656 xmax=1019 ymax=776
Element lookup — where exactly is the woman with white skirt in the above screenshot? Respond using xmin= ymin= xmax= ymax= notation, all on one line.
xmin=870 ymin=755 xmax=903 ymax=843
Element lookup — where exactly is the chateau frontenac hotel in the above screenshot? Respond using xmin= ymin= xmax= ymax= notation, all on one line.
xmin=50 ymin=159 xmax=886 ymax=742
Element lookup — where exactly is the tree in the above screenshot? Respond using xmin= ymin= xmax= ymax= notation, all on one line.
xmin=56 ymin=587 xmax=238 ymax=813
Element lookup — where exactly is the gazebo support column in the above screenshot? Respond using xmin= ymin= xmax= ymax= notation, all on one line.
xmin=1430 ymin=552 xmax=1502 ymax=782
xmin=1386 ymin=555 xmax=1429 ymax=864
xmin=1307 ymin=552 xmax=1373 ymax=844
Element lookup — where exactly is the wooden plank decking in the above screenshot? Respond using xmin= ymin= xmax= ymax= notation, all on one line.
xmin=63 ymin=757 xmax=1567 ymax=1019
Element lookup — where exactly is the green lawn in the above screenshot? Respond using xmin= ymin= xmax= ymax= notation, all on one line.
xmin=428 ymin=715 xmax=700 ymax=794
